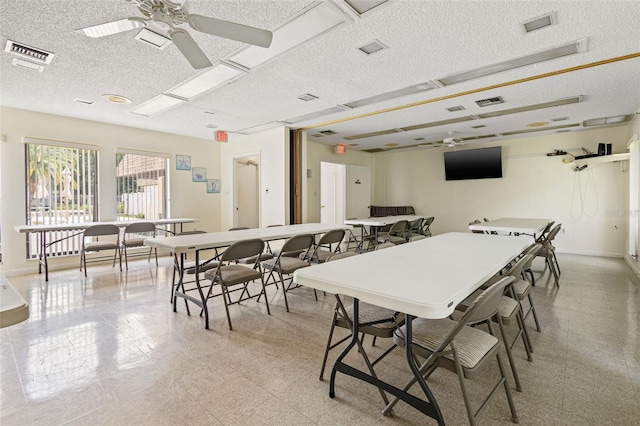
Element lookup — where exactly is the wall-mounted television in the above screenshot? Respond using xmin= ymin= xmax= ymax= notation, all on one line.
xmin=444 ymin=146 xmax=502 ymax=181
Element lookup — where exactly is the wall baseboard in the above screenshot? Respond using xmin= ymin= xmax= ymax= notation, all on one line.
xmin=624 ymin=254 xmax=640 ymax=277
xmin=555 ymin=249 xmax=624 ymax=258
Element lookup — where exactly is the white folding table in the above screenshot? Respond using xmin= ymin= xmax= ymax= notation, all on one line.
xmin=294 ymin=232 xmax=531 ymax=424
xmin=468 ymin=218 xmax=551 ymax=239
xmin=0 ymin=275 xmax=29 ymax=328
xmin=345 ymin=215 xmax=424 ymax=251
xmin=14 ymin=218 xmax=198 ymax=281
xmin=145 ymin=223 xmax=352 ymax=329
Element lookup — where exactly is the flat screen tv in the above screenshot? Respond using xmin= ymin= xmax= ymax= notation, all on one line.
xmin=444 ymin=146 xmax=502 ymax=181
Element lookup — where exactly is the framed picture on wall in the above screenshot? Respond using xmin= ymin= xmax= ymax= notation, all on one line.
xmin=207 ymin=179 xmax=221 ymax=193
xmin=176 ymin=154 xmax=191 ymax=170
xmin=192 ymin=167 xmax=206 ymax=182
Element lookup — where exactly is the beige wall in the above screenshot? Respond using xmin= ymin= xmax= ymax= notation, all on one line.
xmin=624 ymin=108 xmax=640 ymax=273
xmin=0 ymin=107 xmax=220 ymax=274
xmin=373 ymin=126 xmax=631 ymax=256
xmin=220 ymin=126 xmax=290 ymax=230
xmin=302 ymin=135 xmax=374 ymax=223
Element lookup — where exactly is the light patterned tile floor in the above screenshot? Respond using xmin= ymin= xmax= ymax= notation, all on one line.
xmin=1 ymin=253 xmax=639 ymax=425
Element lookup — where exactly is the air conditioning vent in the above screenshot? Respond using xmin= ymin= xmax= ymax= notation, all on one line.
xmin=311 ymin=133 xmax=325 ymax=137
xmin=74 ymin=98 xmax=95 ymax=105
xmin=475 ymin=96 xmax=504 ymax=107
xmin=4 ymin=40 xmax=54 ymax=64
xmin=446 ymin=105 xmax=466 ymax=112
xmin=320 ymin=130 xmax=337 ymax=135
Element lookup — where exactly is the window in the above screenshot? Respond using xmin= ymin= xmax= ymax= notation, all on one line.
xmin=24 ymin=139 xmax=98 ymax=258
xmin=116 ymin=151 xmax=168 ymax=221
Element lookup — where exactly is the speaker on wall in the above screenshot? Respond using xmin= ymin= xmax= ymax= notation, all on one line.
xmin=606 ymin=143 xmax=612 ymax=155
xmin=598 ymin=143 xmax=606 ymax=155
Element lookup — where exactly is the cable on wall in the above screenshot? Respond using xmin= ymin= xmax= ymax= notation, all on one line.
xmin=571 ymin=166 xmax=599 ymax=219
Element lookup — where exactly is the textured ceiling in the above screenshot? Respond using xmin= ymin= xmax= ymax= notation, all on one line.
xmin=1 ymin=0 xmax=639 ymax=151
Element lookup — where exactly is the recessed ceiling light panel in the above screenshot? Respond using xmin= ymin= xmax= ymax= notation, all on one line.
xmin=344 ymin=0 xmax=389 ymax=15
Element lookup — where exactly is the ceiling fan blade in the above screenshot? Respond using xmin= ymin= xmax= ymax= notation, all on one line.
xmin=169 ymin=29 xmax=212 ymax=69
xmin=74 ymin=18 xmax=145 ymax=38
xmin=188 ymin=14 xmax=273 ymax=48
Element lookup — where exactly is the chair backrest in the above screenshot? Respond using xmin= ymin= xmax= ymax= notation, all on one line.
xmin=461 ymin=276 xmax=515 ymax=325
xmin=483 ymin=218 xmax=490 ymax=222
xmin=540 ymin=221 xmax=555 ymax=236
xmin=546 ymin=224 xmax=561 ymax=243
xmin=84 ymin=224 xmax=120 ymax=238
xmin=507 ymin=252 xmax=535 ymax=278
xmin=220 ymin=238 xmax=265 ymax=262
xmin=469 ymin=219 xmax=484 ymax=233
xmin=229 ymin=227 xmax=250 ymax=231
xmin=280 ymin=233 xmax=314 ymax=255
xmin=521 ymin=244 xmax=542 ymax=270
xmin=422 ymin=216 xmax=435 ymax=235
xmin=326 ymin=252 xmax=358 ymax=262
xmin=409 ymin=217 xmax=424 ymax=231
xmin=389 ymin=220 xmax=409 ymax=235
xmin=318 ymin=229 xmax=345 ymax=246
xmin=124 ymin=222 xmax=156 ymax=235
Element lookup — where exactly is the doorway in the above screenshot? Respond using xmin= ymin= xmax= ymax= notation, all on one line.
xmin=234 ymin=154 xmax=260 ymax=228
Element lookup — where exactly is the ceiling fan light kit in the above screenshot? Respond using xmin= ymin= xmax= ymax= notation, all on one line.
xmin=76 ymin=0 xmax=274 ymax=69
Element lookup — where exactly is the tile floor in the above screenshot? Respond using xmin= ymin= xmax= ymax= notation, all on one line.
xmin=1 ymin=253 xmax=639 ymax=425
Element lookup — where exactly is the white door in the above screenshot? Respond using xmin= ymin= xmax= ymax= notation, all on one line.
xmin=234 ymin=155 xmax=259 ymax=228
xmin=346 ymin=165 xmax=371 ymax=220
xmin=320 ymin=163 xmax=336 ymax=224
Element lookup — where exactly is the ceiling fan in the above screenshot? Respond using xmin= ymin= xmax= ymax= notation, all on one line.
xmin=421 ymin=131 xmax=466 ymax=149
xmin=74 ymin=0 xmax=273 ymax=69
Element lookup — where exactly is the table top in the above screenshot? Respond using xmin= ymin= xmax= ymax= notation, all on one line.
xmin=294 ymin=232 xmax=531 ymax=319
xmin=345 ymin=215 xmax=424 ymax=227
xmin=14 ymin=218 xmax=199 ymax=233
xmin=468 ymin=218 xmax=551 ymax=236
xmin=0 ymin=275 xmax=29 ymax=328
xmin=144 ymin=223 xmax=352 ymax=253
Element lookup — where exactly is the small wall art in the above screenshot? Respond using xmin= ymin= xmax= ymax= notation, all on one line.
xmin=207 ymin=179 xmax=221 ymax=193
xmin=192 ymin=167 xmax=206 ymax=182
xmin=176 ymin=154 xmax=191 ymax=170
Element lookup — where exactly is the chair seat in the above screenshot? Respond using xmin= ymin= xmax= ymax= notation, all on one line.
xmin=123 ymin=237 xmax=146 ymax=247
xmin=85 ymin=241 xmax=119 ymax=252
xmin=185 ymin=262 xmax=219 ymax=275
xmin=236 ymin=252 xmax=274 ymax=264
xmin=498 ymin=296 xmax=519 ymax=319
xmin=205 ymin=264 xmax=262 ymax=286
xmin=395 ymin=318 xmax=498 ymax=369
xmin=263 ymin=257 xmax=309 ymax=274
xmin=341 ymin=303 xmax=401 ymax=333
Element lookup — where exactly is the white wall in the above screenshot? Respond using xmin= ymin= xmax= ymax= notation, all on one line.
xmin=220 ymin=126 xmax=289 ymax=230
xmin=302 ymin=137 xmax=374 ymax=223
xmin=373 ymin=126 xmax=631 ymax=257
xmin=0 ymin=107 xmax=220 ymax=274
xmin=624 ymin=108 xmax=640 ymax=274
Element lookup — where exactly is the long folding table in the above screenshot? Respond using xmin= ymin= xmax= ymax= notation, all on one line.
xmin=14 ymin=218 xmax=198 ymax=281
xmin=468 ymin=218 xmax=551 ymax=240
xmin=345 ymin=215 xmax=424 ymax=251
xmin=294 ymin=232 xmax=530 ymax=424
xmin=144 ymin=223 xmax=352 ymax=329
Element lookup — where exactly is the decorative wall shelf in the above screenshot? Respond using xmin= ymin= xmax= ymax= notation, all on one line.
xmin=565 ymin=153 xmax=630 ymax=167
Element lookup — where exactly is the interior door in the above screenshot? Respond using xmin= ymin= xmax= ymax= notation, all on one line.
xmin=346 ymin=165 xmax=371 ymax=219
xmin=234 ymin=155 xmax=259 ymax=228
xmin=320 ymin=162 xmax=336 ymax=224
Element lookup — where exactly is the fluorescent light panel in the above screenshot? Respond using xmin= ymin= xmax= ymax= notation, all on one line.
xmin=344 ymin=0 xmax=389 ymax=15
xmin=477 ymin=96 xmax=583 ymax=118
xmin=166 ymin=63 xmax=244 ymax=99
xmin=344 ymin=81 xmax=437 ymax=109
xmin=583 ymin=114 xmax=633 ymax=127
xmin=135 ymin=28 xmax=171 ymax=50
xmin=226 ymin=2 xmax=349 ymax=69
xmin=283 ymin=105 xmax=349 ymax=124
xmin=501 ymin=123 xmax=579 ymax=136
xmin=75 ymin=19 xmax=144 ymax=38
xmin=131 ymin=94 xmax=184 ymax=117
xmin=437 ymin=38 xmax=588 ymax=86
xmin=344 ymin=128 xmax=401 ymax=141
xmin=236 ymin=121 xmax=286 ymax=134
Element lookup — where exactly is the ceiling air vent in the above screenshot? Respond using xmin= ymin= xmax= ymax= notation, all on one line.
xmin=522 ymin=12 xmax=557 ymax=33
xmin=358 ymin=40 xmax=387 ymax=55
xmin=74 ymin=98 xmax=94 ymax=105
xmin=320 ymin=130 xmax=337 ymax=136
xmin=472 ymin=124 xmax=486 ymax=129
xmin=4 ymin=40 xmax=54 ymax=64
xmin=311 ymin=133 xmax=325 ymax=138
xmin=446 ymin=105 xmax=465 ymax=112
xmin=475 ymin=96 xmax=504 ymax=107
xmin=298 ymin=93 xmax=318 ymax=101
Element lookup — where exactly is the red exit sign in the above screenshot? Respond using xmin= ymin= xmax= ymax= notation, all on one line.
xmin=335 ymin=144 xmax=346 ymax=154
xmin=215 ymin=130 xmax=228 ymax=142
